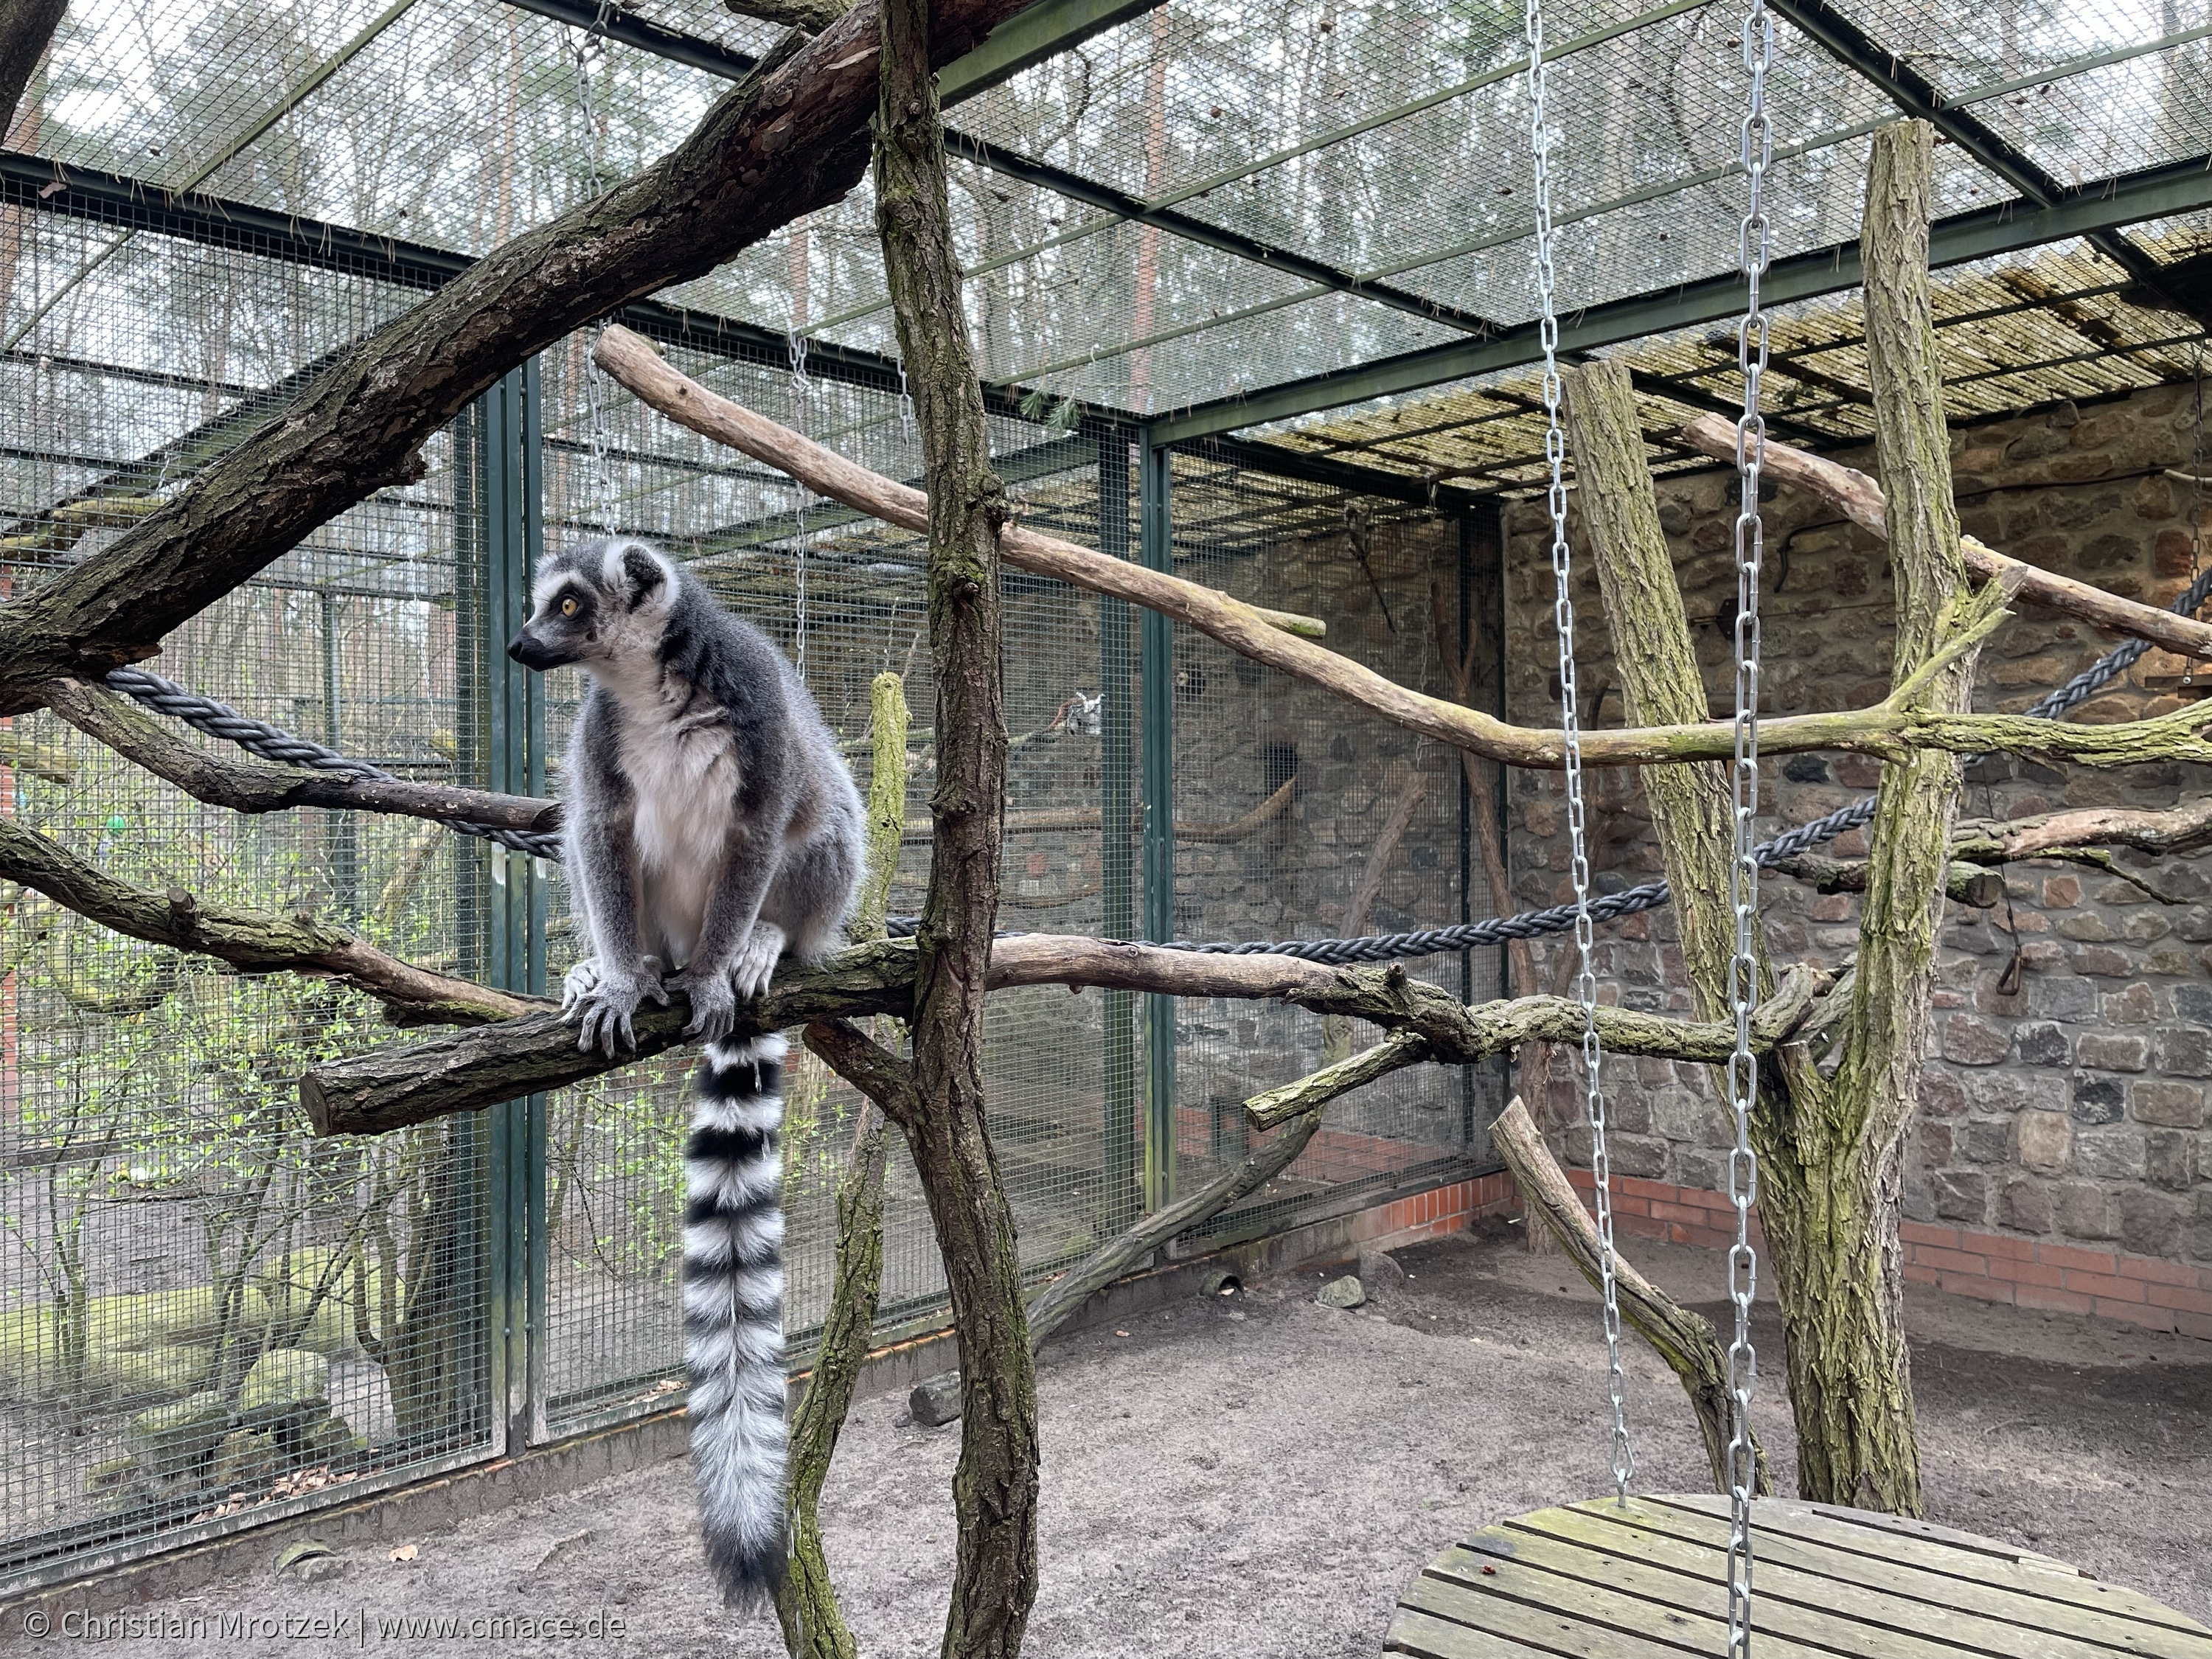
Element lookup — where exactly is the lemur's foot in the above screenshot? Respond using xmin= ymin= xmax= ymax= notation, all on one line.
xmin=728 ymin=923 xmax=788 ymax=1003
xmin=560 ymin=958 xmax=602 ymax=1016
xmin=562 ymin=958 xmax=667 ymax=1056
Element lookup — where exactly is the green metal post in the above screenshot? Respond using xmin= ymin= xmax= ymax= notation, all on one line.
xmin=479 ymin=362 xmax=549 ymax=1452
xmin=320 ymin=590 xmax=359 ymax=923
xmin=1096 ymin=428 xmax=1139 ymax=1231
xmin=1138 ymin=433 xmax=1175 ymax=1211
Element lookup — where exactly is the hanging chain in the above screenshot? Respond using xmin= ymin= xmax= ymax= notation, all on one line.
xmin=573 ymin=5 xmax=618 ymax=532
xmin=1525 ymin=0 xmax=1633 ymax=1505
xmin=787 ymin=314 xmax=813 ymax=681
xmin=2185 ymin=347 xmax=2205 ymax=687
xmin=1725 ymin=0 xmax=1775 ymax=1652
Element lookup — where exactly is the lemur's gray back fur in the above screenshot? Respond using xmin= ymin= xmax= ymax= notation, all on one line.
xmin=507 ymin=537 xmax=864 ymax=1609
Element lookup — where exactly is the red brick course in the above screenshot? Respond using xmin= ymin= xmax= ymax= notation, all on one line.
xmin=1551 ymin=1170 xmax=2209 ymax=1343
xmin=1348 ymin=1169 xmax=2211 ymax=1341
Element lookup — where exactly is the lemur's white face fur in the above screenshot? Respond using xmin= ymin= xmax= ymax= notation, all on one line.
xmin=507 ymin=538 xmax=680 ymax=675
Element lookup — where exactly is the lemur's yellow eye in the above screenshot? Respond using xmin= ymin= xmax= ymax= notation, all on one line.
xmin=560 ymin=597 xmax=578 ymax=617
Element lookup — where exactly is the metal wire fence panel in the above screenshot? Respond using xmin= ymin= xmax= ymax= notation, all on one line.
xmin=0 ymin=216 xmax=501 ymax=1585
xmin=1158 ymin=448 xmax=1504 ymax=1242
xmin=526 ymin=344 xmax=1144 ymax=1430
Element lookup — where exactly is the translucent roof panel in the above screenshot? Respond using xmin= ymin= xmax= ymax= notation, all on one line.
xmin=1253 ymin=232 xmax=2205 ymax=489
xmin=11 ymin=0 xmax=2211 ymax=454
xmin=32 ymin=0 xmax=726 ymax=254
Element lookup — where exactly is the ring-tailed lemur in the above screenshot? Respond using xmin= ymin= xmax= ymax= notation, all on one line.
xmin=507 ymin=538 xmax=864 ymax=1608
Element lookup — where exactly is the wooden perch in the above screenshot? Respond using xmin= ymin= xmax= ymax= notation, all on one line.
xmin=0 ymin=0 xmax=1038 ymax=714
xmin=1677 ymin=413 xmax=2212 ymax=661
xmin=903 ymin=776 xmax=1295 ymax=845
xmin=0 ymin=815 xmax=536 ymax=1027
xmin=42 ymin=678 xmax=560 ymax=834
xmin=302 ymin=937 xmax=1831 ymax=1139
xmin=594 ymin=327 xmax=2212 ymax=774
xmin=1772 ymin=852 xmax=2006 ymax=908
xmin=1489 ymin=1097 xmax=1772 ymax=1497
xmin=594 ymin=325 xmax=1325 ymax=641
xmin=1953 ymin=795 xmax=2212 ymax=860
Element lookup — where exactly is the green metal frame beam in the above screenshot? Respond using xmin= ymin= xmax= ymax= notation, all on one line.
xmin=1764 ymin=0 xmax=2190 ymax=316
xmin=1148 ymin=152 xmax=2212 ymax=445
xmin=939 ymin=0 xmax=1169 ymax=104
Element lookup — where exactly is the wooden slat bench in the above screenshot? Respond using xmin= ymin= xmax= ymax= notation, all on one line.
xmin=1388 ymin=1495 xmax=2212 ymax=1659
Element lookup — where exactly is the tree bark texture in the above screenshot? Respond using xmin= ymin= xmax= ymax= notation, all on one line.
xmin=0 ymin=0 xmax=65 ymax=143
xmin=873 ymin=1 xmax=1037 ymax=1649
xmin=773 ymin=1104 xmax=887 ymax=1659
xmin=584 ymin=329 xmax=2212 ymax=774
xmin=593 ymin=323 xmax=1325 ymax=641
xmin=1772 ymin=118 xmax=1972 ymax=1517
xmin=0 ymin=0 xmax=1035 ymax=713
xmin=42 ymin=677 xmax=559 ymax=832
xmin=1674 ymin=414 xmax=2212 ymax=661
xmin=776 ymin=672 xmax=908 ymax=1657
xmin=1490 ymin=1098 xmax=1770 ymax=1497
xmin=1563 ymin=361 xmax=1746 ymax=1012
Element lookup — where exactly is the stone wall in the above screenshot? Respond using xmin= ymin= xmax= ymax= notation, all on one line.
xmin=1503 ymin=380 xmax=2212 ymax=1269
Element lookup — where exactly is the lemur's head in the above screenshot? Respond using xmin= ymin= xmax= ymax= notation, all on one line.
xmin=507 ymin=538 xmax=681 ymax=672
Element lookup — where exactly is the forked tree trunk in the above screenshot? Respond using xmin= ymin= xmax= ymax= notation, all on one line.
xmin=1561 ymin=120 xmax=1970 ymax=1514
xmin=873 ymin=4 xmax=1038 ymax=1653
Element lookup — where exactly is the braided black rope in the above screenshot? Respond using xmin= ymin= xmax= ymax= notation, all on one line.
xmin=108 ymin=560 xmax=2212 ymax=967
xmin=101 ymin=666 xmax=565 ymax=859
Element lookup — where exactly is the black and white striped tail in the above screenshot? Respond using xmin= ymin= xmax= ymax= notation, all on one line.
xmin=683 ymin=1032 xmax=789 ymax=1609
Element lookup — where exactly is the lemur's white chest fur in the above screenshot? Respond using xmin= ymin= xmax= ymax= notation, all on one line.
xmin=601 ymin=667 xmax=737 ymax=967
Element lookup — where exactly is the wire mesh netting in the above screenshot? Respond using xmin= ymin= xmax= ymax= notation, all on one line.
xmin=1161 ymin=449 xmax=1504 ymax=1240
xmin=1 ymin=209 xmax=501 ymax=1579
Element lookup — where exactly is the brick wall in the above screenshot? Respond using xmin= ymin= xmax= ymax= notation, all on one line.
xmin=1506 ymin=381 xmax=2212 ymax=1272
xmin=1551 ymin=1169 xmax=2212 ymax=1338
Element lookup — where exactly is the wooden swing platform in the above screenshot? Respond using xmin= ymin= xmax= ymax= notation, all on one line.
xmin=1388 ymin=1492 xmax=2212 ymax=1659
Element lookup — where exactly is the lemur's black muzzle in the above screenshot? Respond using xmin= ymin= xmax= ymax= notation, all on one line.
xmin=507 ymin=627 xmax=568 ymax=671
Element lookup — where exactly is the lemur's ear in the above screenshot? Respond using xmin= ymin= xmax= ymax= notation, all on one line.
xmin=621 ymin=546 xmax=669 ymax=610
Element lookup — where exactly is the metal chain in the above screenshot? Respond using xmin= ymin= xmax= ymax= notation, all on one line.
xmin=2188 ymin=347 xmax=2205 ymax=689
xmin=573 ymin=5 xmax=619 ymax=531
xmin=787 ymin=316 xmax=813 ymax=681
xmin=1725 ymin=0 xmax=1775 ymax=1648
xmin=1526 ymin=0 xmax=1634 ymax=1504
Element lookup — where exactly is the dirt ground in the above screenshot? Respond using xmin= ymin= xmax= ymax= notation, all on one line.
xmin=12 ymin=1221 xmax=2207 ymax=1657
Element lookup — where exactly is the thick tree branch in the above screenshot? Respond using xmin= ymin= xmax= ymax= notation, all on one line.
xmin=0 ymin=0 xmax=1036 ymax=714
xmin=874 ymin=7 xmax=1037 ymax=1649
xmin=302 ymin=939 xmax=1830 ymax=1138
xmin=0 ymin=0 xmax=64 ymax=142
xmin=591 ymin=329 xmax=2212 ymax=773
xmin=1565 ymin=360 xmax=1749 ymax=1016
xmin=0 ymin=815 xmax=535 ymax=1026
xmin=1491 ymin=1097 xmax=1772 ymax=1498
xmin=41 ymin=678 xmax=560 ymax=833
xmin=1674 ymin=413 xmax=2212 ymax=661
xmin=803 ymin=1017 xmax=922 ymax=1130
xmin=1954 ymin=796 xmax=2212 ymax=860
xmin=726 ymin=0 xmax=849 ymax=30
xmin=594 ymin=324 xmax=1324 ymax=641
